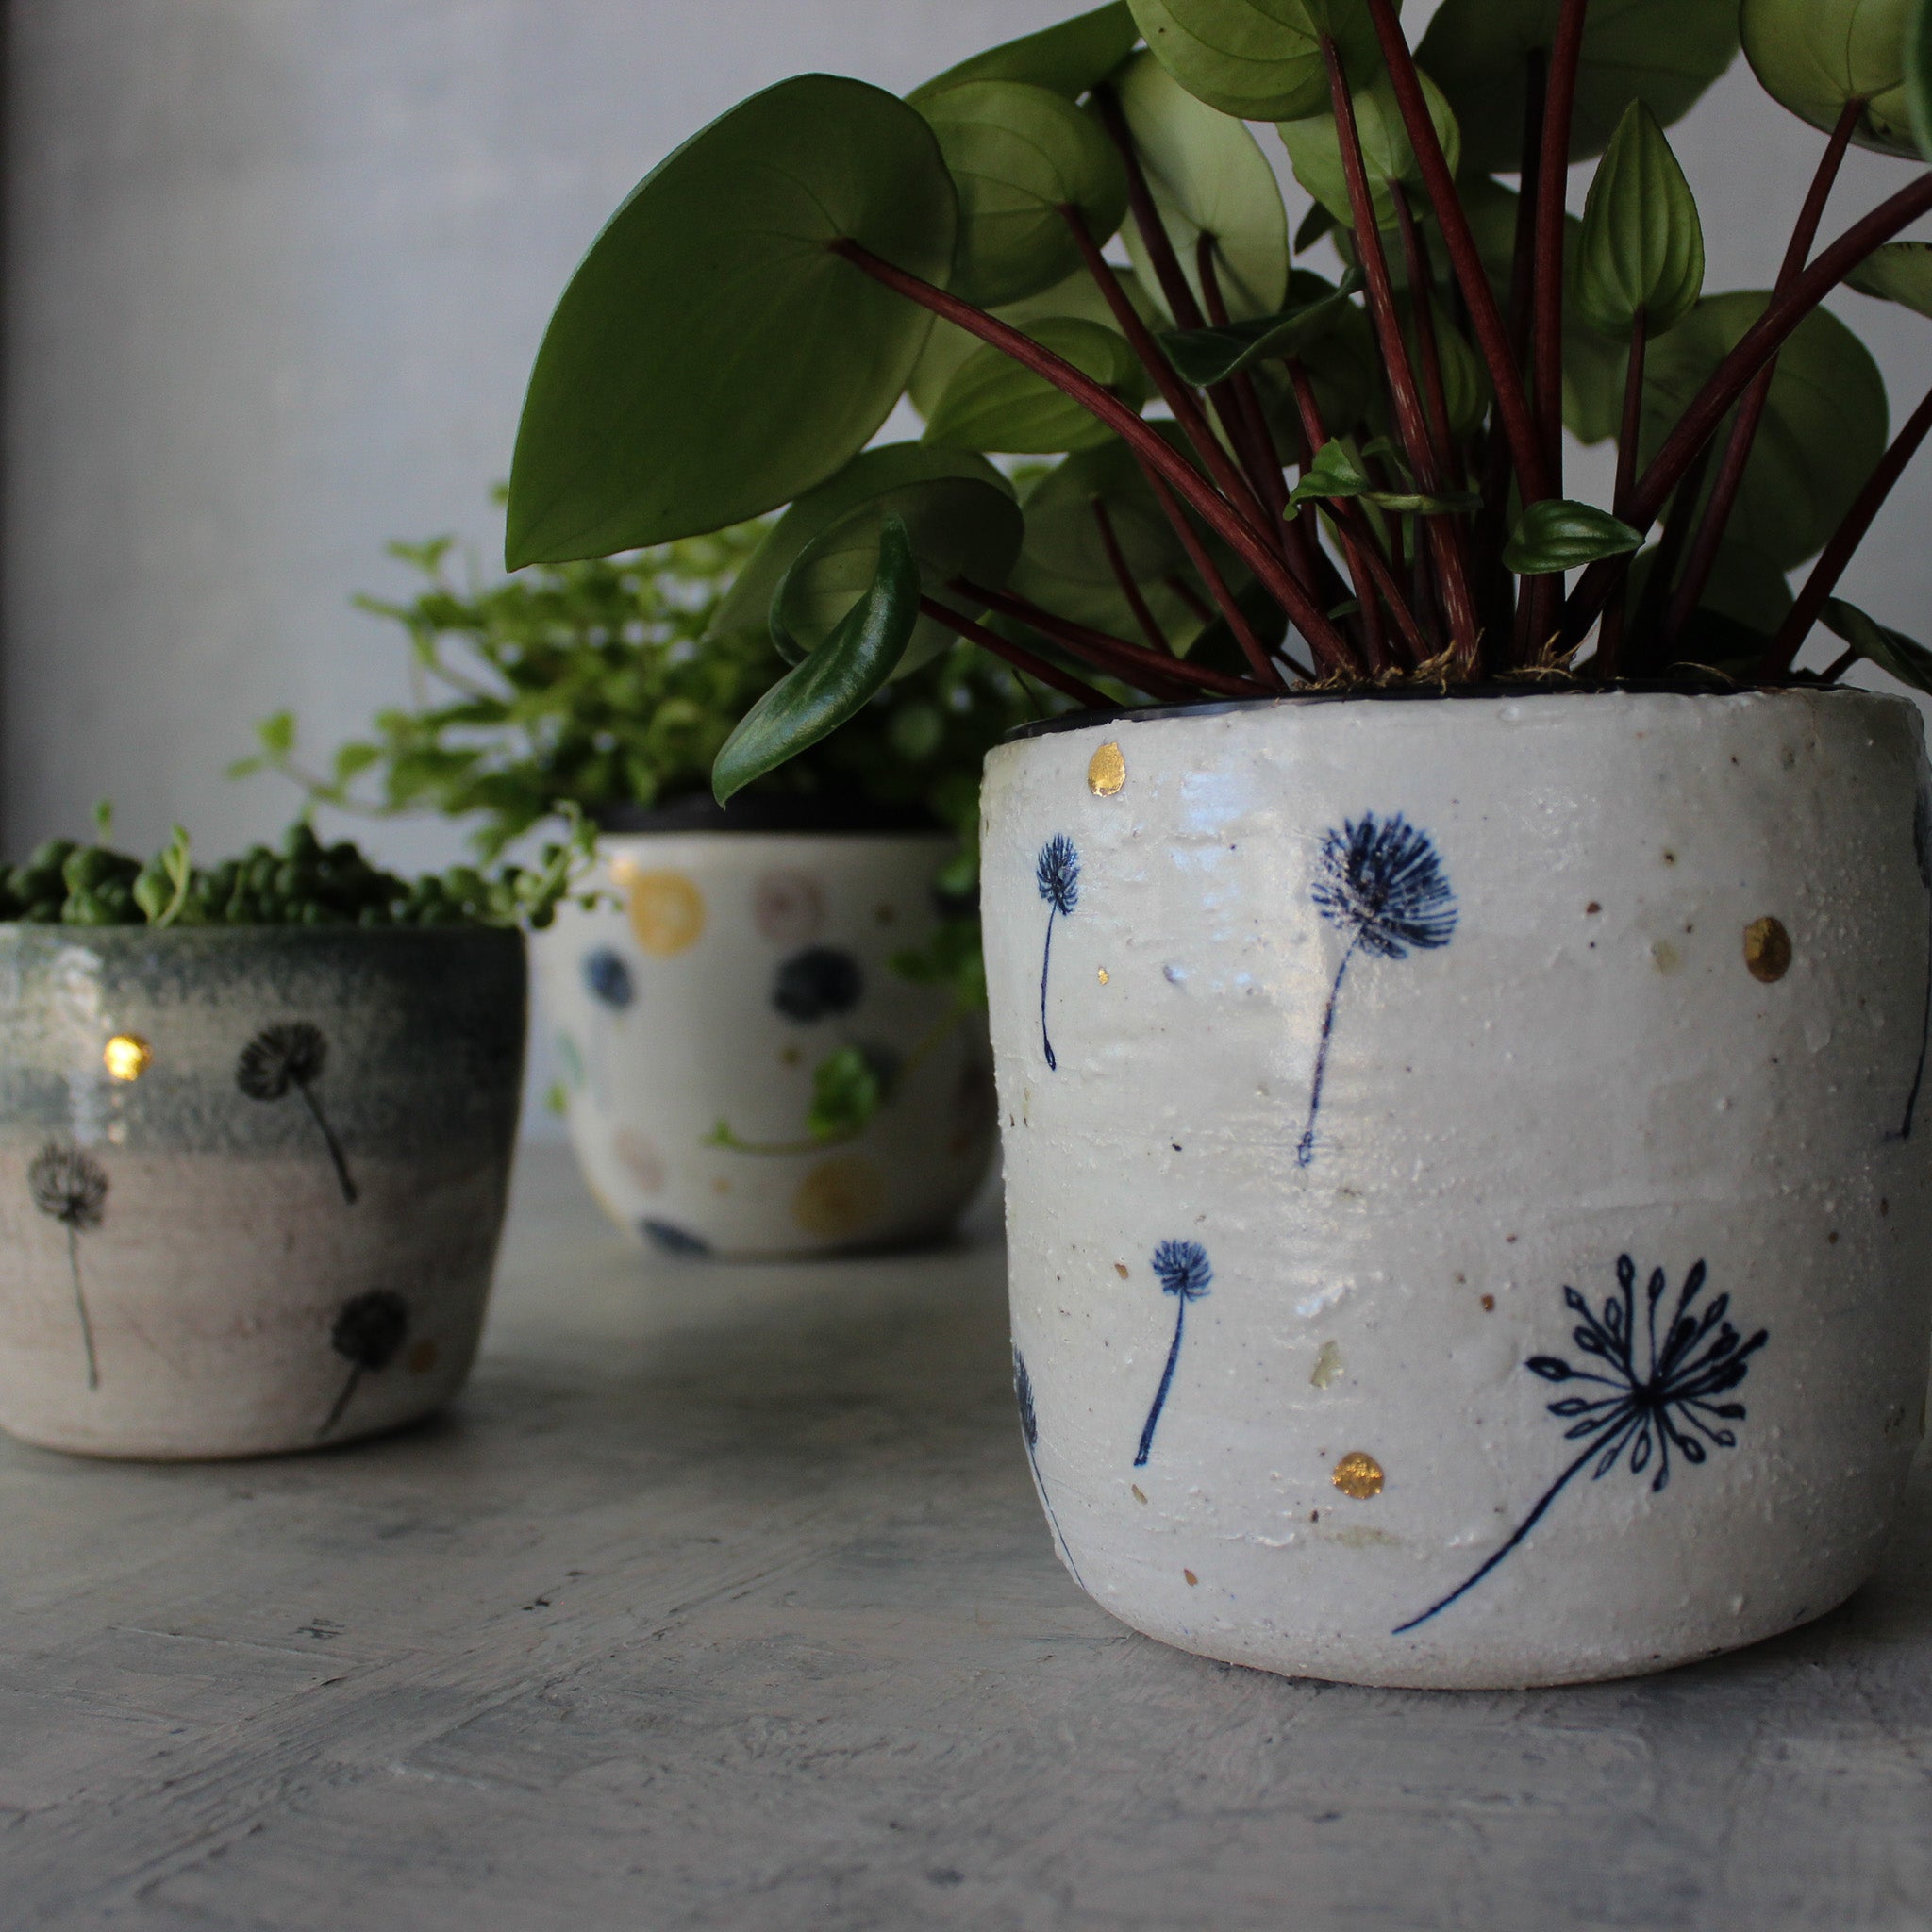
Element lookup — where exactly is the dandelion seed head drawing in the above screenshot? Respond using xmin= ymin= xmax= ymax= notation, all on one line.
xmin=237 ymin=1022 xmax=327 ymax=1101
xmin=29 ymin=1143 xmax=108 ymax=1231
xmin=1151 ymin=1240 xmax=1212 ymax=1303
xmin=1036 ymin=835 xmax=1080 ymax=918
xmin=1311 ymin=814 xmax=1457 ymax=959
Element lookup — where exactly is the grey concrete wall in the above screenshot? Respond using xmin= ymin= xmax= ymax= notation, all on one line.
xmin=4 ymin=1 xmax=1931 ymax=1131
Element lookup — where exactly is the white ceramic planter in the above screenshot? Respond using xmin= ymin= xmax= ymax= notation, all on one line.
xmin=534 ymin=827 xmax=996 ymax=1258
xmin=982 ymin=689 xmax=1932 ymax=1689
xmin=0 ymin=927 xmax=525 ymax=1459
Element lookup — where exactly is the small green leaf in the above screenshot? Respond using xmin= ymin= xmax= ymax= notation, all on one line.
xmin=507 ymin=76 xmax=955 ymax=564
xmin=1504 ymin=500 xmax=1643 ymax=575
xmin=1278 ymin=67 xmax=1460 ymax=234
xmin=1574 ymin=101 xmax=1705 ymax=337
xmin=1742 ymin=0 xmax=1919 ymax=158
xmin=1108 ymin=50 xmax=1291 ymax=325
xmin=712 ymin=518 xmax=922 ymax=804
xmin=1822 ymin=597 xmax=1932 ymax=691
xmin=917 ymin=80 xmax=1128 ymax=307
xmin=806 ymin=1045 xmax=891 ymax=1141
xmin=1287 ymin=437 xmax=1375 ymax=508
xmin=1420 ymin=0 xmax=1740 ymax=175
xmin=908 ymin=2 xmax=1140 ymax=104
xmin=1846 ymin=241 xmax=1932 ymax=317
xmin=922 ymin=318 xmax=1147 ymax=452
xmin=1125 ymin=0 xmax=1384 ymax=122
xmin=1160 ymin=269 xmax=1361 ymax=383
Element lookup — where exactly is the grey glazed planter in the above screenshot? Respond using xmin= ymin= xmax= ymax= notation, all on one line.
xmin=0 ymin=925 xmax=526 ymax=1458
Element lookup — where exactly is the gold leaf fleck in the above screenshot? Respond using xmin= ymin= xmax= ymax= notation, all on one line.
xmin=1087 ymin=741 xmax=1126 ymax=796
xmin=1331 ymin=1451 xmax=1385 ymax=1500
xmin=1743 ymin=915 xmax=1791 ymax=983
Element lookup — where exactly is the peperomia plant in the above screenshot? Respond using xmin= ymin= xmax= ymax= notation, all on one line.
xmin=507 ymin=0 xmax=1932 ymax=796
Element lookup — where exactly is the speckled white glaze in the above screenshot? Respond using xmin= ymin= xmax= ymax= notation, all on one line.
xmin=533 ymin=831 xmax=996 ymax=1259
xmin=982 ymin=689 xmax=1932 ymax=1689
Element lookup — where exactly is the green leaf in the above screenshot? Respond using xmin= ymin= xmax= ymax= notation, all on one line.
xmin=1125 ymin=0 xmax=1385 ymax=122
xmin=712 ymin=517 xmax=922 ymax=804
xmin=1822 ymin=596 xmax=1932 ymax=689
xmin=506 ymin=76 xmax=955 ymax=565
xmin=922 ymin=318 xmax=1147 ymax=452
xmin=906 ymin=265 xmax=1159 ymax=418
xmin=1504 ymin=500 xmax=1643 ymax=575
xmin=1912 ymin=0 xmax=1932 ymax=158
xmin=806 ymin=1045 xmax=891 ymax=1141
xmin=1108 ymin=50 xmax=1291 ymax=325
xmin=908 ymin=3 xmax=1141 ymax=104
xmin=917 ymin=80 xmax=1128 ymax=307
xmin=768 ymin=478 xmax=1024 ymax=673
xmin=1288 ymin=435 xmax=1478 ymax=512
xmin=1846 ymin=241 xmax=1932 ymax=316
xmin=1159 ymin=268 xmax=1361 ymax=382
xmin=1640 ymin=291 xmax=1889 ymax=569
xmin=1624 ymin=532 xmax=1793 ymax=642
xmin=1574 ymin=101 xmax=1705 ymax=337
xmin=1742 ymin=0 xmax=1919 ymax=157
xmin=1278 ymin=67 xmax=1460 ymax=234
xmin=1007 ymin=436 xmax=1222 ymax=650
xmin=711 ymin=444 xmax=1009 ymax=633
xmin=1419 ymin=0 xmax=1740 ymax=176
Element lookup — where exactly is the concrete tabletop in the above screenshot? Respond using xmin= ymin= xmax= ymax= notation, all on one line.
xmin=3 ymin=1145 xmax=1928 ymax=1932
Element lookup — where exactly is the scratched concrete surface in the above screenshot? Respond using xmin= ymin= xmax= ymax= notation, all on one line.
xmin=1 ymin=1144 xmax=1927 ymax=1932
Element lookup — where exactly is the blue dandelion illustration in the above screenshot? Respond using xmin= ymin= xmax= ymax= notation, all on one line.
xmin=1134 ymin=1239 xmax=1212 ymax=1468
xmin=1394 ymin=1255 xmax=1768 ymax=1634
xmin=1036 ymin=835 xmax=1080 ymax=1072
xmin=1013 ymin=1344 xmax=1081 ymax=1585
xmin=1298 ymin=813 xmax=1456 ymax=1168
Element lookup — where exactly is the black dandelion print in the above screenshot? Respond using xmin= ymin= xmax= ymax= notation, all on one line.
xmin=237 ymin=1023 xmax=358 ymax=1204
xmin=1299 ymin=813 xmax=1456 ymax=1168
xmin=1896 ymin=783 xmax=1932 ymax=1141
xmin=1134 ymin=1239 xmax=1212 ymax=1468
xmin=1393 ymin=1255 xmax=1768 ymax=1634
xmin=320 ymin=1288 xmax=409 ymax=1437
xmin=1013 ymin=1345 xmax=1081 ymax=1586
xmin=1035 ymin=835 xmax=1080 ymax=1072
xmin=28 ymin=1142 xmax=108 ymax=1390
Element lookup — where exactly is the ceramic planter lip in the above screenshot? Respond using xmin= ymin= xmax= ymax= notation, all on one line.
xmin=593 ymin=791 xmax=947 ymax=835
xmin=1002 ymin=680 xmax=1884 ymax=743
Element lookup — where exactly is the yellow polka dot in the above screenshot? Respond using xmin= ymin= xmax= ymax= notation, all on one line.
xmin=1088 ymin=741 xmax=1126 ymax=796
xmin=626 ymin=870 xmax=705 ymax=957
xmin=791 ymin=1156 xmax=885 ymax=1241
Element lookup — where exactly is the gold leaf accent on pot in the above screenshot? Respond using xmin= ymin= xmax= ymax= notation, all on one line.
xmin=1331 ymin=1451 xmax=1385 ymax=1499
xmin=1087 ymin=741 xmax=1126 ymax=796
xmin=1743 ymin=915 xmax=1791 ymax=983
xmin=103 ymin=1035 xmax=152 ymax=1082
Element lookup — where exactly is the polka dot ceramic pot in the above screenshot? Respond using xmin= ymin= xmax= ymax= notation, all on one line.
xmin=980 ymin=689 xmax=1932 ymax=1689
xmin=533 ymin=823 xmax=996 ymax=1258
xmin=0 ymin=926 xmax=525 ymax=1458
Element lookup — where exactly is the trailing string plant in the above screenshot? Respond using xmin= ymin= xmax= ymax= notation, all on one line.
xmin=504 ymin=0 xmax=1932 ymax=774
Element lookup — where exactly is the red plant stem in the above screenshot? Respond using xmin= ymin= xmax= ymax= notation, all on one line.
xmin=958 ymin=576 xmax=1269 ymax=699
xmin=1817 ymin=644 xmax=1860 ymax=683
xmin=1559 ymin=167 xmax=1932 ymax=644
xmin=1286 ymin=357 xmax=1427 ymax=665
xmin=1167 ymin=572 xmax=1215 ymax=626
xmin=1392 ymin=189 xmax=1456 ymax=480
xmin=1060 ymin=208 xmax=1278 ymax=546
xmin=1321 ymin=35 xmax=1480 ymax=666
xmin=829 ymin=239 xmax=1351 ymax=669
xmin=918 ymin=597 xmax=1116 ymax=710
xmin=1091 ymin=84 xmax=1205 ymax=329
xmin=1628 ymin=439 xmax=1715 ymax=657
xmin=1091 ymin=498 xmax=1173 ymax=655
xmin=1660 ymin=98 xmax=1863 ymax=655
xmin=1593 ymin=308 xmax=1647 ymax=681
xmin=1532 ymin=0 xmax=1588 ymax=491
xmin=1361 ymin=0 xmax=1554 ymax=506
xmin=1761 ymin=377 xmax=1932 ymax=676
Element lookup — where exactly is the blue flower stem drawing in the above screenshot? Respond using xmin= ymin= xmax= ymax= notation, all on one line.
xmin=1898 ymin=964 xmax=1930 ymax=1139
xmin=1896 ymin=788 xmax=1931 ymax=1141
xmin=1393 ymin=1256 xmax=1767 ymax=1635
xmin=1133 ymin=1240 xmax=1213 ymax=1468
xmin=1013 ymin=1346 xmax=1081 ymax=1588
xmin=1035 ymin=835 xmax=1079 ymax=1073
xmin=1299 ymin=814 xmax=1455 ymax=1169
xmin=1298 ymin=930 xmax=1362 ymax=1168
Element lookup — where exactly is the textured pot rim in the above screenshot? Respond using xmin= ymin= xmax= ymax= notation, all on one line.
xmin=1002 ymin=680 xmax=1903 ymax=743
xmin=593 ymin=792 xmax=946 ymax=835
